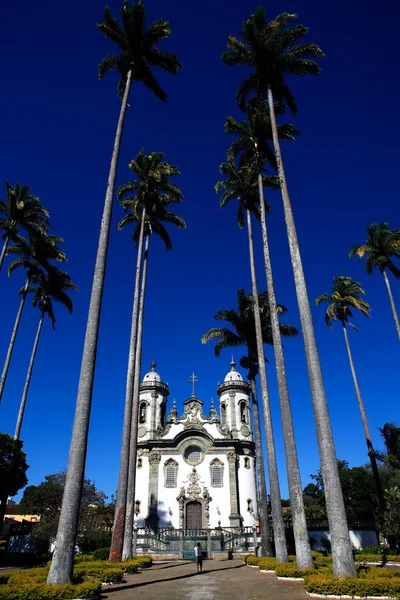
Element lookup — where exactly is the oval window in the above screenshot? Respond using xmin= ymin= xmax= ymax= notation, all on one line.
xmin=185 ymin=445 xmax=203 ymax=465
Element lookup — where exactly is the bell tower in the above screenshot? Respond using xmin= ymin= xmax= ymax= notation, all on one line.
xmin=217 ymin=358 xmax=252 ymax=440
xmin=138 ymin=360 xmax=169 ymax=441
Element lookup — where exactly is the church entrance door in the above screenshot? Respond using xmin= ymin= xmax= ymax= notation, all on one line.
xmin=186 ymin=501 xmax=202 ymax=529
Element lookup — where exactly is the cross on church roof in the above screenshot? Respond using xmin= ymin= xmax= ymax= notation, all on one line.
xmin=188 ymin=372 xmax=199 ymax=397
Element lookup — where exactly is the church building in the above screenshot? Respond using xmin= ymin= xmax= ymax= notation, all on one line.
xmin=134 ymin=360 xmax=258 ymax=531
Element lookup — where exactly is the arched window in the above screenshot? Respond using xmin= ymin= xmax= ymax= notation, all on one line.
xmin=244 ymin=456 xmax=250 ymax=469
xmin=137 ymin=457 xmax=143 ymax=469
xmin=247 ymin=498 xmax=253 ymax=513
xmin=240 ymin=401 xmax=247 ymax=424
xmin=221 ymin=403 xmax=227 ymax=426
xmin=210 ymin=458 xmax=224 ymax=487
xmin=135 ymin=500 xmax=141 ymax=515
xmin=139 ymin=402 xmax=147 ymax=424
xmin=164 ymin=458 xmax=178 ymax=488
xmin=160 ymin=403 xmax=166 ymax=426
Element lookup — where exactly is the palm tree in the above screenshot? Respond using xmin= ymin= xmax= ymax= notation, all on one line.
xmin=377 ymin=422 xmax=400 ymax=470
xmin=350 ymin=223 xmax=400 ymax=341
xmin=0 ymin=182 xmax=49 ymax=273
xmin=222 ymin=11 xmax=356 ymax=578
xmin=201 ymin=289 xmax=298 ymax=557
xmin=315 ymin=276 xmax=385 ymax=513
xmin=0 ymin=233 xmax=67 ymax=406
xmin=48 ymin=2 xmax=180 ymax=584
xmin=14 ymin=269 xmax=78 ymax=440
xmin=226 ymin=101 xmax=313 ymax=568
xmin=216 ymin=160 xmax=288 ymax=562
xmin=116 ymin=150 xmax=185 ymax=559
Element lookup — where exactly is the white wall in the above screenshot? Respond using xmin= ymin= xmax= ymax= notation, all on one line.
xmin=309 ymin=529 xmax=378 ymax=551
xmin=238 ymin=456 xmax=258 ymax=527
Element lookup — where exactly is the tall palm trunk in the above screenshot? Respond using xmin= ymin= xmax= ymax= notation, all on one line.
xmin=0 ymin=236 xmax=9 ymax=272
xmin=249 ymin=376 xmax=273 ymax=557
xmin=257 ymin=172 xmax=312 ymax=568
xmin=47 ymin=70 xmax=133 ymax=585
xmin=14 ymin=312 xmax=44 ymax=440
xmin=342 ymin=323 xmax=385 ymax=512
xmin=246 ymin=208 xmax=288 ymax=562
xmin=267 ymin=87 xmax=356 ymax=578
xmin=123 ymin=232 xmax=150 ymax=559
xmin=382 ymin=269 xmax=400 ymax=341
xmin=109 ymin=207 xmax=146 ymax=562
xmin=0 ymin=279 xmax=30 ymax=405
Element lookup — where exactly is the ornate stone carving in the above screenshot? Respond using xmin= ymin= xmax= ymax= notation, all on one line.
xmin=183 ymin=418 xmax=204 ymax=430
xmin=227 ymin=452 xmax=237 ymax=464
xmin=203 ymin=486 xmax=212 ymax=526
xmin=210 ymin=457 xmax=224 ymax=466
xmin=185 ymin=467 xmax=202 ymax=500
xmin=138 ymin=426 xmax=147 ymax=438
xmin=148 ymin=451 xmax=161 ymax=465
xmin=240 ymin=425 xmax=250 ymax=437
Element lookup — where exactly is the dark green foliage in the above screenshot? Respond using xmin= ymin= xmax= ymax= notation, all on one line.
xmin=92 ymin=547 xmax=110 ymax=561
xmin=222 ymin=8 xmax=324 ymax=112
xmin=26 ymin=269 xmax=78 ymax=329
xmin=201 ymin=288 xmax=298 ymax=379
xmin=0 ymin=434 xmax=28 ymax=498
xmin=7 ymin=233 xmax=67 ymax=280
xmin=350 ymin=222 xmax=400 ymax=279
xmin=118 ymin=149 xmax=185 ymax=249
xmin=377 ymin=422 xmax=400 ymax=469
xmin=20 ymin=473 xmax=113 ymax=552
xmin=0 ymin=581 xmax=101 ymax=599
xmin=315 ymin=276 xmax=371 ymax=329
xmin=0 ymin=553 xmax=48 ymax=568
xmin=0 ymin=182 xmax=49 ymax=243
xmin=97 ymin=1 xmax=181 ymax=100
xmin=303 ymin=573 xmax=400 ymax=596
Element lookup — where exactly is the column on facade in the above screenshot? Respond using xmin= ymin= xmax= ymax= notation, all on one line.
xmin=149 ymin=390 xmax=157 ymax=440
xmin=227 ymin=451 xmax=242 ymax=528
xmin=229 ymin=392 xmax=238 ymax=438
xmin=147 ymin=451 xmax=161 ymax=529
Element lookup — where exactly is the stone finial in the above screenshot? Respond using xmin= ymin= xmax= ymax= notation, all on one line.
xmin=230 ymin=356 xmax=236 ymax=371
xmin=151 ymin=357 xmax=156 ymax=371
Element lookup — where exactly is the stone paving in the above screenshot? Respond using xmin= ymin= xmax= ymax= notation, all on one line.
xmin=101 ymin=559 xmax=308 ymax=600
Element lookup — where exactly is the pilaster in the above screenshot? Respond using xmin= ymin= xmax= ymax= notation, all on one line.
xmin=147 ymin=451 xmax=161 ymax=529
xmin=227 ymin=451 xmax=242 ymax=528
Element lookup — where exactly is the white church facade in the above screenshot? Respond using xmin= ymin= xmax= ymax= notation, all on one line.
xmin=134 ymin=360 xmax=258 ymax=531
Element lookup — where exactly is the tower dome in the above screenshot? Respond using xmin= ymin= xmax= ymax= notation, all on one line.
xmin=143 ymin=359 xmax=161 ymax=382
xmin=224 ymin=357 xmax=243 ymax=382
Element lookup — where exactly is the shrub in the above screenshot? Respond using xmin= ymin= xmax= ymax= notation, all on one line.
xmin=257 ymin=557 xmax=277 ymax=571
xmin=242 ymin=554 xmax=253 ymax=563
xmin=313 ymin=555 xmax=332 ymax=567
xmin=275 ymin=562 xmax=317 ymax=579
xmin=74 ymin=564 xmax=124 ymax=583
xmin=0 ymin=573 xmax=11 ymax=585
xmin=303 ymin=574 xmax=400 ymax=597
xmin=92 ymin=547 xmax=110 ymax=561
xmin=122 ymin=560 xmax=139 ymax=574
xmin=7 ymin=568 xmax=49 ymax=586
xmin=0 ymin=580 xmax=101 ymax=600
xmin=360 ymin=567 xmax=400 ymax=579
xmin=358 ymin=545 xmax=385 ymax=555
xmin=355 ymin=553 xmax=400 ymax=562
xmin=246 ymin=555 xmax=261 ymax=566
xmin=129 ymin=555 xmax=152 ymax=568
xmin=74 ymin=553 xmax=94 ymax=563
xmin=311 ymin=550 xmax=326 ymax=559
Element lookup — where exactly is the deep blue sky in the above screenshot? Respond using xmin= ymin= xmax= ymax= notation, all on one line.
xmin=0 ymin=0 xmax=399 ymax=502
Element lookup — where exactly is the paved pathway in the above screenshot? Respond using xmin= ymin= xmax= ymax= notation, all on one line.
xmin=102 ymin=559 xmax=307 ymax=600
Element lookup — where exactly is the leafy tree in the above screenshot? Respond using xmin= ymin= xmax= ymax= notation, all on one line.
xmin=0 ymin=233 xmax=67 ymax=406
xmin=216 ymin=160 xmax=289 ymax=562
xmin=316 ymin=276 xmax=384 ymax=512
xmin=377 ymin=423 xmax=400 ymax=470
xmin=350 ymin=223 xmax=400 ymax=341
xmin=48 ymin=1 xmax=180 ymax=584
xmin=202 ymin=288 xmax=298 ymax=556
xmin=0 ymin=182 xmax=49 ymax=273
xmin=222 ymin=10 xmax=355 ymax=578
xmin=113 ymin=150 xmax=185 ymax=559
xmin=225 ymin=99 xmax=312 ymax=568
xmin=21 ymin=473 xmax=112 ymax=553
xmin=0 ymin=434 xmax=29 ymax=527
xmin=14 ymin=269 xmax=78 ymax=440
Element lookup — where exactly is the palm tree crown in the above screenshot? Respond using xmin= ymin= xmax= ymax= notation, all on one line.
xmin=118 ymin=149 xmax=185 ymax=248
xmin=7 ymin=232 xmax=67 ymax=280
xmin=350 ymin=223 xmax=400 ymax=280
xmin=201 ymin=288 xmax=298 ymax=376
xmin=97 ymin=1 xmax=181 ymax=100
xmin=315 ymin=276 xmax=371 ymax=329
xmin=222 ymin=8 xmax=325 ymax=112
xmin=215 ymin=160 xmax=277 ymax=228
xmin=225 ymin=99 xmax=301 ymax=170
xmin=28 ymin=269 xmax=79 ymax=328
xmin=0 ymin=182 xmax=49 ymax=242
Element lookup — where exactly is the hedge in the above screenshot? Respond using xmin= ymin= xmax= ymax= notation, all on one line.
xmin=275 ymin=562 xmax=317 ymax=579
xmin=355 ymin=553 xmax=400 ymax=563
xmin=74 ymin=554 xmax=95 ymax=563
xmin=303 ymin=574 xmax=400 ymax=597
xmin=0 ymin=581 xmax=101 ymax=600
xmin=74 ymin=565 xmax=124 ymax=583
xmin=130 ymin=555 xmax=152 ymax=568
xmin=257 ymin=558 xmax=277 ymax=571
xmin=246 ymin=555 xmax=261 ymax=566
xmin=92 ymin=548 xmax=110 ymax=561
xmin=359 ymin=567 xmax=400 ymax=579
xmin=242 ymin=554 xmax=253 ymax=563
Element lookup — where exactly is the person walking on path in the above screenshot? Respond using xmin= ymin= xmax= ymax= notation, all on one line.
xmin=195 ymin=541 xmax=203 ymax=573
